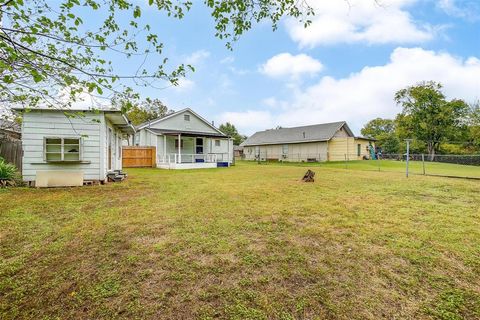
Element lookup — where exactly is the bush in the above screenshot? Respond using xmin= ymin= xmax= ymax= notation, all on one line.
xmin=0 ymin=157 xmax=18 ymax=186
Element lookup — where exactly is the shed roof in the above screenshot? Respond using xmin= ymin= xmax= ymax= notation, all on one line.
xmin=241 ymin=121 xmax=353 ymax=146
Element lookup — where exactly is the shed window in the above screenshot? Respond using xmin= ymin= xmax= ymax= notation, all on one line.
xmin=215 ymin=140 xmax=221 ymax=147
xmin=357 ymin=144 xmax=361 ymax=157
xmin=282 ymin=144 xmax=289 ymax=155
xmin=45 ymin=137 xmax=81 ymax=162
xmin=184 ymin=114 xmax=190 ymax=121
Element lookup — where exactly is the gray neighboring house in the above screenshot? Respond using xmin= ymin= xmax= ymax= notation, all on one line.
xmin=241 ymin=121 xmax=375 ymax=162
xmin=0 ymin=119 xmax=21 ymax=141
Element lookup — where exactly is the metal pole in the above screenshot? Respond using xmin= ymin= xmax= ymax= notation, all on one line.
xmin=405 ymin=139 xmax=412 ymax=178
xmin=422 ymin=153 xmax=425 ymax=175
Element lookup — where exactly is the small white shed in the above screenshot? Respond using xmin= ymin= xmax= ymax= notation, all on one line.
xmin=14 ymin=107 xmax=135 ymax=187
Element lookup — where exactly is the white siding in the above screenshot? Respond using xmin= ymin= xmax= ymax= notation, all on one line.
xmin=21 ymin=111 xmax=103 ymax=181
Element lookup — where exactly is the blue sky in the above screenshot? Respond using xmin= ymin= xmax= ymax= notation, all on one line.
xmin=113 ymin=0 xmax=480 ymax=134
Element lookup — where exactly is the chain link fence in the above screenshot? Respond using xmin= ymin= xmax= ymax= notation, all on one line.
xmin=241 ymin=152 xmax=480 ymax=179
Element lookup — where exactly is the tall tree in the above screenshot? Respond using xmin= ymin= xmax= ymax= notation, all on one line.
xmin=112 ymin=94 xmax=173 ymax=126
xmin=394 ymin=81 xmax=469 ymax=160
xmin=219 ymin=122 xmax=246 ymax=145
xmin=361 ymin=118 xmax=399 ymax=153
xmin=467 ymin=101 xmax=480 ymax=150
xmin=0 ymin=0 xmax=313 ymax=113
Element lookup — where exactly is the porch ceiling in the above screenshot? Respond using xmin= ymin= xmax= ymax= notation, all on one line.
xmin=146 ymin=128 xmax=228 ymax=138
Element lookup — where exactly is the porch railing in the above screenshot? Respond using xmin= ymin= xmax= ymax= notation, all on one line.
xmin=160 ymin=153 xmax=231 ymax=164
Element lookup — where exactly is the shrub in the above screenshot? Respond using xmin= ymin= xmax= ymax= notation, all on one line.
xmin=0 ymin=157 xmax=18 ymax=186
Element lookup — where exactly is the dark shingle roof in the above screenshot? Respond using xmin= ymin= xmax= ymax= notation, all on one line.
xmin=241 ymin=121 xmax=352 ymax=146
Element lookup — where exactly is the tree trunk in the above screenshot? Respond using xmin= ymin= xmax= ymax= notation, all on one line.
xmin=302 ymin=170 xmax=315 ymax=182
xmin=427 ymin=142 xmax=435 ymax=161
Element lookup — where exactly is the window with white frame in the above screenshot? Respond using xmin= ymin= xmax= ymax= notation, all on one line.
xmin=184 ymin=114 xmax=190 ymax=121
xmin=215 ymin=139 xmax=221 ymax=147
xmin=44 ymin=137 xmax=81 ymax=162
xmin=282 ymin=144 xmax=288 ymax=155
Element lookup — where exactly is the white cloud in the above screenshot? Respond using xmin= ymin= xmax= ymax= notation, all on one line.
xmin=259 ymin=53 xmax=324 ymax=79
xmin=222 ymin=48 xmax=480 ymax=135
xmin=437 ymin=0 xmax=480 ymax=21
xmin=183 ymin=49 xmax=210 ymax=65
xmin=217 ymin=110 xmax=274 ymax=135
xmin=262 ymin=97 xmax=278 ymax=108
xmin=220 ymin=56 xmax=235 ymax=64
xmin=285 ymin=0 xmax=437 ymax=47
xmin=172 ymin=78 xmax=195 ymax=92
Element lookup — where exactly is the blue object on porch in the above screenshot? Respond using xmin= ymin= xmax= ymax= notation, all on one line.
xmin=195 ymin=159 xmax=205 ymax=163
xmin=217 ymin=162 xmax=229 ymax=167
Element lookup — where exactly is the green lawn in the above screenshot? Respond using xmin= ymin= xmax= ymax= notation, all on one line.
xmin=1 ymin=162 xmax=480 ymax=319
xmin=258 ymin=159 xmax=480 ymax=178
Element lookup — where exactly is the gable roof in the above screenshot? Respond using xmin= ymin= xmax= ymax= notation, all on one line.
xmin=136 ymin=108 xmax=225 ymax=136
xmin=241 ymin=121 xmax=353 ymax=146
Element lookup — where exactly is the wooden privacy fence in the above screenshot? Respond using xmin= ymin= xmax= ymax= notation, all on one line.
xmin=0 ymin=139 xmax=22 ymax=171
xmin=122 ymin=146 xmax=156 ymax=168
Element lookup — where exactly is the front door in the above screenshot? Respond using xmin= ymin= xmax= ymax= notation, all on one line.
xmin=195 ymin=138 xmax=204 ymax=162
xmin=196 ymin=138 xmax=204 ymax=154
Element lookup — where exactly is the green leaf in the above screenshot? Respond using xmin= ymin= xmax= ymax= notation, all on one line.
xmin=30 ymin=70 xmax=43 ymax=83
xmin=133 ymin=6 xmax=141 ymax=18
xmin=3 ymin=75 xmax=14 ymax=84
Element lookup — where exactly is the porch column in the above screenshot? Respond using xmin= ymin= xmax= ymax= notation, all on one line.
xmin=163 ymin=135 xmax=166 ymax=162
xmin=177 ymin=133 xmax=181 ymax=163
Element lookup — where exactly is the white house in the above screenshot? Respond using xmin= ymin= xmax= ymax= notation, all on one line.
xmin=14 ymin=107 xmax=135 ymax=187
xmin=135 ymin=108 xmax=233 ymax=169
